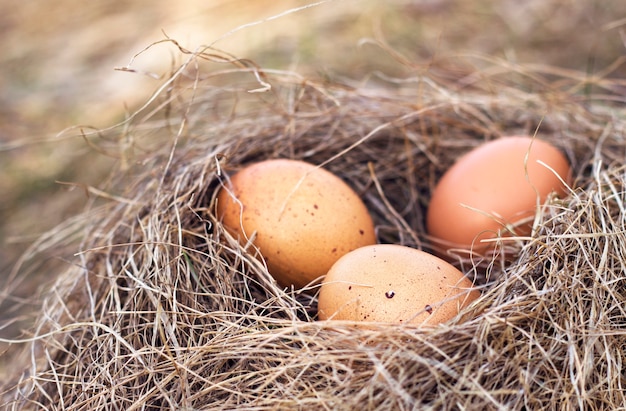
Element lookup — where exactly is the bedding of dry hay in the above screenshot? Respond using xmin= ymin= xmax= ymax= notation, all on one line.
xmin=2 ymin=40 xmax=626 ymax=410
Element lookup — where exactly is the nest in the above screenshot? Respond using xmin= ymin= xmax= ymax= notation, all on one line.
xmin=2 ymin=43 xmax=626 ymax=410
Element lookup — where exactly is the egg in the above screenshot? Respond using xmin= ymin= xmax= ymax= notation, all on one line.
xmin=216 ymin=159 xmax=376 ymax=289
xmin=317 ymin=244 xmax=479 ymax=325
xmin=426 ymin=136 xmax=571 ymax=256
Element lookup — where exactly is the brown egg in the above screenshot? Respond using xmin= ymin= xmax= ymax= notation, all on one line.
xmin=216 ymin=159 xmax=376 ymax=289
xmin=318 ymin=244 xmax=479 ymax=326
xmin=426 ymin=136 xmax=571 ymax=256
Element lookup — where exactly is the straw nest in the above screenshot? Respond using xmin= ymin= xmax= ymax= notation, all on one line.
xmin=2 ymin=44 xmax=626 ymax=410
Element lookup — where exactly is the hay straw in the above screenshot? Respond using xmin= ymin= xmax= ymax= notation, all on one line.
xmin=1 ymin=38 xmax=626 ymax=410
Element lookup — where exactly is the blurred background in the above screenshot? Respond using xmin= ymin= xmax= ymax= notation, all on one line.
xmin=1 ymin=0 xmax=624 ymax=373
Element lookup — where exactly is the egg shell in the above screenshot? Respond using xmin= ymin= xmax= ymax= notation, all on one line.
xmin=426 ymin=136 xmax=571 ymax=255
xmin=216 ymin=159 xmax=376 ymax=289
xmin=317 ymin=244 xmax=479 ymax=326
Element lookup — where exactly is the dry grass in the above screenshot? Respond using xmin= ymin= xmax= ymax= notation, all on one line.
xmin=2 ymin=0 xmax=626 ymax=409
xmin=3 ymin=0 xmax=626 ymax=313
xmin=1 ymin=29 xmax=625 ymax=408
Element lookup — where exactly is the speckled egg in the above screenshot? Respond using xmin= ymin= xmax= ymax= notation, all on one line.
xmin=216 ymin=159 xmax=376 ymax=289
xmin=317 ymin=244 xmax=479 ymax=325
